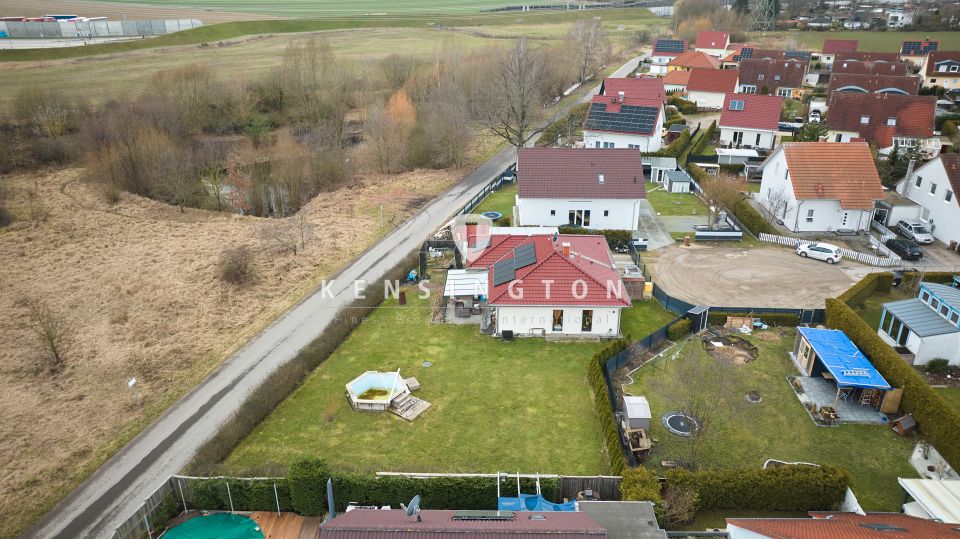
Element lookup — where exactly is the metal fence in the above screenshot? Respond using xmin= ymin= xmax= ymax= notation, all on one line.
xmin=758 ymin=232 xmax=902 ymax=267
xmin=871 ymin=220 xmax=898 ymax=242
xmin=459 ymin=166 xmax=514 ymax=216
xmin=652 ymin=283 xmax=695 ymax=314
xmin=0 ymin=19 xmax=201 ymax=39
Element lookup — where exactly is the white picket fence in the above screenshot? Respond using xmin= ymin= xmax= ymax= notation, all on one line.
xmin=758 ymin=233 xmax=902 ymax=267
xmin=871 ymin=220 xmax=898 ymax=242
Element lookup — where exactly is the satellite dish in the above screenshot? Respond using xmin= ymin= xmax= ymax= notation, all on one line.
xmin=406 ymin=495 xmax=421 ymax=521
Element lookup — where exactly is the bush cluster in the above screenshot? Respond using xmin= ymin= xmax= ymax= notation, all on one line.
xmin=667 ymin=319 xmax=692 ymax=340
xmin=619 ymin=466 xmax=662 ymax=503
xmin=928 ymin=358 xmax=950 ymax=375
xmin=536 ymin=102 xmax=589 ymax=146
xmin=687 ymin=164 xmax=775 ymax=237
xmin=668 ymin=95 xmax=698 ymax=115
xmin=557 ymin=226 xmax=632 ymax=248
xmin=587 ymin=339 xmax=631 ymax=475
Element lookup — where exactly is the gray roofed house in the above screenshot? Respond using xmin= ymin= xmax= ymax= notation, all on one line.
xmin=577 ymin=502 xmax=667 ymax=539
xmin=878 ymin=281 xmax=960 ymax=366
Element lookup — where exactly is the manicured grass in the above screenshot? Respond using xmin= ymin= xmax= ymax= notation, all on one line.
xmin=473 ymin=184 xmax=517 ymax=220
xmin=620 ymin=300 xmax=679 ymax=339
xmin=760 ymin=30 xmax=960 ymax=53
xmin=626 ymin=327 xmax=917 ymax=511
xmin=745 ymin=182 xmax=762 ymax=193
xmin=782 ymin=99 xmax=806 ymax=121
xmin=936 ymin=387 xmax=960 ymax=415
xmin=645 ymin=183 xmax=707 ymax=216
xmin=852 ymin=288 xmax=915 ymax=330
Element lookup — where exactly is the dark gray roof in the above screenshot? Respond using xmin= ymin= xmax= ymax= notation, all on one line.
xmin=883 ymin=298 xmax=959 ymax=337
xmin=667 ymin=124 xmax=689 ymax=133
xmin=585 ymin=102 xmax=660 ymax=135
xmin=577 ymin=502 xmax=667 ymax=539
xmin=924 ymin=282 xmax=960 ymax=309
xmin=665 ymin=169 xmax=691 ymax=183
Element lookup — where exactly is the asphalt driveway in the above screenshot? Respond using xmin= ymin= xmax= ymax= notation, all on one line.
xmin=652 ymin=244 xmax=858 ymax=309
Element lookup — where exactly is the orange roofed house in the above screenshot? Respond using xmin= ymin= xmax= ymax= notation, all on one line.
xmin=826 ymin=93 xmax=939 ymax=158
xmin=757 ymin=142 xmax=884 ymax=233
xmin=685 ymin=68 xmax=739 ymax=109
xmin=667 ymin=50 xmax=720 ymax=72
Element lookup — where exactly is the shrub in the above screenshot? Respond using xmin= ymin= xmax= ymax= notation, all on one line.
xmin=620 ymin=467 xmax=662 ymax=503
xmin=494 ymin=216 xmax=511 ymax=226
xmin=668 ymin=95 xmax=697 ymax=115
xmin=837 ymin=271 xmax=892 ymax=307
xmin=587 ymin=339 xmax=631 ymax=474
xmin=557 ymin=227 xmax=632 ymax=249
xmin=218 ymin=246 xmax=256 ymax=285
xmin=288 ymin=459 xmax=330 ymax=516
xmin=668 ymin=319 xmax=692 ymax=340
xmin=927 ymin=358 xmax=950 ymax=375
xmin=536 ymin=102 xmax=589 ymax=146
xmin=666 ymin=465 xmax=849 ymax=511
xmin=646 ymin=129 xmax=691 ymax=158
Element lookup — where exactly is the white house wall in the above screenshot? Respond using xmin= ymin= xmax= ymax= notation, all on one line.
xmin=517 ymin=197 xmax=641 ymax=230
xmin=583 ymin=130 xmax=662 ymax=152
xmin=901 ymin=160 xmax=960 ymax=246
xmin=687 ymin=90 xmax=726 ymax=109
xmin=885 ymin=329 xmax=960 ymax=365
xmin=495 ymin=305 xmax=622 ymax=337
xmin=718 ymin=126 xmax=777 ymax=150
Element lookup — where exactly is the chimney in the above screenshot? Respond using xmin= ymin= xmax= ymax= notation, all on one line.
xmin=618 ymin=91 xmax=625 ymax=102
xmin=598 ymin=173 xmax=605 ymax=184
xmin=561 ymin=242 xmax=571 ymax=257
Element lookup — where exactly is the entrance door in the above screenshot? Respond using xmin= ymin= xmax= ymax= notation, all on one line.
xmin=582 ymin=310 xmax=593 ymax=332
xmin=552 ymin=310 xmax=564 ymax=332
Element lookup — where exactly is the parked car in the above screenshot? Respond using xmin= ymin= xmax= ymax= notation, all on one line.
xmin=796 ymin=242 xmax=842 ymax=264
xmin=885 ymin=238 xmax=923 ymax=260
xmin=896 ymin=220 xmax=935 ymax=244
xmin=808 ymin=110 xmax=821 ymax=123
xmin=778 ymin=120 xmax=803 ymax=132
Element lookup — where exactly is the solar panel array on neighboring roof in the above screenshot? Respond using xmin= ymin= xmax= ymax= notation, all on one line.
xmin=734 ymin=47 xmax=754 ymax=62
xmin=492 ymin=258 xmax=516 ymax=287
xmin=512 ymin=243 xmax=537 ymax=270
xmin=584 ymin=103 xmax=659 ymax=134
xmin=654 ymin=39 xmax=685 ymax=53
xmin=785 ymin=50 xmax=812 ymax=61
xmin=902 ymin=40 xmax=938 ymax=55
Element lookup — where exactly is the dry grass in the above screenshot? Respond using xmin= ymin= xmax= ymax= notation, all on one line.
xmin=0 ymin=0 xmax=282 ymax=23
xmin=0 ymin=165 xmax=460 ymax=538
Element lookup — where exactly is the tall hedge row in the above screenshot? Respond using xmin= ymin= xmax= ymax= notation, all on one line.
xmin=664 ymin=465 xmax=849 ymax=512
xmin=646 ymin=129 xmax=691 ymax=158
xmin=825 ymin=298 xmax=960 ymax=470
xmin=687 ymin=164 xmax=776 ymax=236
xmin=837 ymin=271 xmax=892 ymax=306
xmin=587 ymin=338 xmax=630 ymax=476
xmin=187 ymin=477 xmax=292 ymax=512
xmin=557 ymin=226 xmax=632 ymax=247
xmin=289 ymin=459 xmax=330 ymax=516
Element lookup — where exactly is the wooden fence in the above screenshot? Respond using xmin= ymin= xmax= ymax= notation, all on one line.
xmin=757 ymin=232 xmax=902 ymax=267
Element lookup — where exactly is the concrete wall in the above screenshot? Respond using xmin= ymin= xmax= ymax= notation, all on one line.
xmin=719 ymin=126 xmax=777 ymax=150
xmin=517 ymin=197 xmax=641 ymax=230
xmin=901 ymin=159 xmax=960 ymax=246
xmin=495 ymin=305 xmax=622 ymax=336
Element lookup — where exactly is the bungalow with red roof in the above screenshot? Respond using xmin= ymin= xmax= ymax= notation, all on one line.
xmin=718 ymin=93 xmax=783 ymax=150
xmin=649 ymin=38 xmax=687 ymax=75
xmin=685 ymin=68 xmax=739 ymax=110
xmin=515 ymin=148 xmax=646 ymax=230
xmin=924 ymin=50 xmax=960 ymax=90
xmin=817 ymin=39 xmax=858 ymax=67
xmin=827 ymin=73 xmax=920 ymax=98
xmin=465 ymin=232 xmax=631 ymax=337
xmin=694 ymin=30 xmax=730 ymax=58
xmin=667 ymin=50 xmax=720 ymax=72
xmin=897 ymin=153 xmax=960 ymax=247
xmin=582 ymin=94 xmax=664 ymax=152
xmin=727 ymin=511 xmax=960 ymax=538
xmin=736 ymin=58 xmax=807 ymax=98
xmin=663 ymin=70 xmax=690 ymax=93
xmin=826 ymin=93 xmax=939 ymax=158
xmin=599 ymin=77 xmax=666 ymax=104
xmin=758 ymin=142 xmax=884 ymax=232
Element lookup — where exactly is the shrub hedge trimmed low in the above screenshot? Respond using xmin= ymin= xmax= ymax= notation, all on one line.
xmin=667 ymin=319 xmax=692 ymax=340
xmin=558 ymin=226 xmax=632 ymax=248
xmin=706 ymin=311 xmax=801 ymax=327
xmin=837 ymin=271 xmax=892 ymax=307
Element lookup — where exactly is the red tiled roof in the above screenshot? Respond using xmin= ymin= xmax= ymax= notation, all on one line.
xmin=738 ymin=58 xmax=806 ymax=89
xmin=667 ymin=50 xmax=720 ymax=69
xmin=319 ymin=509 xmax=608 ymax=538
xmin=827 ymin=73 xmax=920 ymax=96
xmin=600 ymin=77 xmax=666 ymax=103
xmin=940 ymin=153 xmax=960 ymax=204
xmin=517 ymin=148 xmax=645 ymax=200
xmin=780 ymin=142 xmax=884 ymax=209
xmin=719 ymin=93 xmax=783 ymax=131
xmin=826 ymin=92 xmax=935 ymax=148
xmin=836 ymin=51 xmax=901 ymax=63
xmin=925 ymin=50 xmax=960 ymax=76
xmin=727 ymin=512 xmax=960 ymax=538
xmin=663 ymin=70 xmax=691 ymax=86
xmin=822 ymin=39 xmax=858 ymax=54
xmin=686 ymin=68 xmax=739 ymax=93
xmin=833 ymin=59 xmax=908 ymax=76
xmin=694 ymin=31 xmax=729 ymax=50
xmin=468 ymin=235 xmax=630 ymax=308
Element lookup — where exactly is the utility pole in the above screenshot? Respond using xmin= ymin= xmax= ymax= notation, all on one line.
xmin=753 ymin=0 xmax=778 ymax=31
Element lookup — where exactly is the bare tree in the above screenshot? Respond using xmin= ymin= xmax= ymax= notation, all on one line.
xmin=15 ymin=89 xmax=76 ymax=138
xmin=699 ymin=173 xmax=745 ymax=229
xmin=566 ymin=18 xmax=610 ymax=83
xmin=472 ymin=39 xmax=545 ymax=148
xmin=763 ymin=185 xmax=794 ymax=223
xmin=27 ymin=300 xmax=72 ymax=374
xmin=259 ymin=220 xmax=301 ymax=255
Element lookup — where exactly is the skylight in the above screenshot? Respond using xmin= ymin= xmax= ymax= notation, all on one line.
xmin=729 ymin=100 xmax=745 ymax=111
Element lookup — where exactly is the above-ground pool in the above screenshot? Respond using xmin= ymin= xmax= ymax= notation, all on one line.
xmin=346 ymin=371 xmax=409 ymax=412
xmin=165 ymin=513 xmax=263 ymax=539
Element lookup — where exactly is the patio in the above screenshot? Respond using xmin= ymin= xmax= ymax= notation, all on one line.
xmin=793 ymin=376 xmax=889 ymax=425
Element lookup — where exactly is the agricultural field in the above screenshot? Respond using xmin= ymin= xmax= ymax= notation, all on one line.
xmin=100 ymin=0 xmax=582 ymax=17
xmin=757 ymin=30 xmax=960 ymax=52
xmin=0 ymin=0 xmax=280 ymax=22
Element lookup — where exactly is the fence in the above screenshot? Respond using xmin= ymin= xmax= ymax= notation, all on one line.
xmin=111 ymin=478 xmax=179 ymax=539
xmin=757 ymin=232 xmax=902 ymax=267
xmin=0 ymin=19 xmax=202 ymax=39
xmin=459 ymin=166 xmax=514 ymax=216
xmin=652 ymin=283 xmax=696 ymax=314
xmin=870 ymin=220 xmax=898 ymax=242
xmin=376 ymin=472 xmax=623 ymax=502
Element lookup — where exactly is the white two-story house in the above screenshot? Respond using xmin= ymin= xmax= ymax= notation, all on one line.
xmin=582 ymin=94 xmax=664 ymax=152
xmin=718 ymin=93 xmax=783 ymax=150
xmin=758 ymin=142 xmax=884 ymax=232
xmin=897 ymin=154 xmax=960 ymax=247
xmin=879 ymin=281 xmax=960 ymax=365
xmin=649 ymin=38 xmax=688 ymax=75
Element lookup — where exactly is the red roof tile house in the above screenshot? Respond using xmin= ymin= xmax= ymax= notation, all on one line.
xmin=663 ymin=70 xmax=691 ymax=93
xmin=465 ymin=233 xmax=631 ymax=337
xmin=836 ymin=51 xmax=902 ymax=64
xmin=924 ymin=50 xmax=960 ymax=91
xmin=758 ymin=142 xmax=884 ymax=232
xmin=515 ymin=148 xmax=646 ymax=230
xmin=599 ymin=77 xmax=666 ymax=104
xmin=817 ymin=39 xmax=858 ymax=67
xmin=736 ymin=58 xmax=807 ymax=98
xmin=727 ymin=512 xmax=960 ymax=539
xmin=318 ymin=509 xmax=609 ymax=538
xmin=694 ymin=30 xmax=730 ymax=58
xmin=685 ymin=68 xmax=739 ymax=109
xmin=649 ymin=38 xmax=687 ymax=75
xmin=718 ymin=93 xmax=784 ymax=150
xmin=827 ymin=73 xmax=920 ymax=97
xmin=582 ymin=94 xmax=664 ymax=152
xmin=826 ymin=93 xmax=939 ymax=157
xmin=667 ymin=50 xmax=721 ymax=71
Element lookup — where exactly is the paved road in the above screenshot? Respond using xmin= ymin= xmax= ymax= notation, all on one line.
xmin=23 ymin=54 xmax=644 ymax=539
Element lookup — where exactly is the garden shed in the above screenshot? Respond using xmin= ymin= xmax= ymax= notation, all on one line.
xmin=664 ymin=169 xmax=692 ymax=193
xmin=621 ymin=395 xmax=651 ymax=431
xmin=642 ymin=155 xmax=678 ymax=184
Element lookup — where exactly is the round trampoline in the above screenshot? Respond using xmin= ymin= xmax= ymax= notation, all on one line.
xmin=481 ymin=211 xmax=502 ymax=220
xmin=661 ymin=411 xmax=700 ymax=437
xmin=164 ymin=513 xmax=264 ymax=539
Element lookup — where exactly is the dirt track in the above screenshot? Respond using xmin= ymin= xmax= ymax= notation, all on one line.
xmin=0 ymin=0 xmax=283 ymax=23
xmin=652 ymin=244 xmax=858 ymax=309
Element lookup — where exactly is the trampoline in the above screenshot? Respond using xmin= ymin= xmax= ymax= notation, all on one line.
xmin=662 ymin=411 xmax=700 ymax=437
xmin=164 ymin=513 xmax=264 ymax=539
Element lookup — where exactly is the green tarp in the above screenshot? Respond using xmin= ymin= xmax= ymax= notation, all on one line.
xmin=164 ymin=514 xmax=264 ymax=539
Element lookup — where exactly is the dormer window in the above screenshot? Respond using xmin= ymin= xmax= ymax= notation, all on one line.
xmin=598 ymin=173 xmax=605 ymax=184
xmin=860 ymin=115 xmax=870 ymax=124
xmin=952 ymin=65 xmax=959 ymax=72
xmin=758 ymin=74 xmax=765 ymax=81
xmin=774 ymin=74 xmax=781 ymax=81
xmin=887 ymin=117 xmax=897 ymax=126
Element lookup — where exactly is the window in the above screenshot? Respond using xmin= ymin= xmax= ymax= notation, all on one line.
xmin=595 ymin=141 xmax=601 ymax=148
xmin=887 ymin=117 xmax=897 ymax=126
xmin=550 ymin=210 xmax=556 ymax=216
xmin=931 ymin=298 xmax=940 ymax=310
xmin=552 ymin=310 xmax=563 ymax=332
xmin=930 ymin=182 xmax=938 ymax=196
xmin=951 ymin=312 xmax=960 ymax=325
xmin=921 ymin=207 xmax=930 ymax=220
xmin=947 ymin=190 xmax=954 ymax=203
xmin=598 ymin=173 xmax=605 ymax=184
xmin=835 ymin=133 xmax=843 ymax=142
xmin=931 ymin=78 xmax=938 ymax=83
xmin=741 ymin=85 xmax=756 ymax=94
xmin=603 ymin=142 xmax=615 ymax=148
xmin=603 ymin=210 xmax=609 ymax=217
xmin=774 ymin=74 xmax=781 ymax=81
xmin=581 ymin=310 xmax=593 ymax=332
xmin=860 ymin=115 xmax=870 ymax=124
xmin=758 ymin=74 xmax=765 ymax=81
xmin=756 ymin=133 xmax=762 ymax=145
xmin=921 ymin=291 xmax=930 ymax=302
xmin=938 ymin=64 xmax=948 ymax=72
xmin=806 ymin=209 xmax=815 ymax=222
xmin=729 ymin=100 xmax=745 ymax=111
xmin=627 ymin=144 xmax=640 ymax=149
xmin=569 ymin=209 xmax=591 ymax=227
xmin=915 ymin=175 xmax=923 ymax=188
xmin=940 ymin=304 xmax=950 ymax=317
xmin=952 ymin=65 xmax=959 ymax=72
xmin=778 ymin=88 xmax=791 ymax=97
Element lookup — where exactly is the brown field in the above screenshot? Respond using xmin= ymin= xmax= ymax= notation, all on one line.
xmin=0 ymin=165 xmax=460 ymax=537
xmin=0 ymin=0 xmax=282 ymax=23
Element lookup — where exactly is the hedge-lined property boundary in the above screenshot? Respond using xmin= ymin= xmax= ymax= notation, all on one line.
xmin=687 ymin=164 xmax=776 ymax=237
xmin=588 ymin=339 xmax=631 ymax=476
xmin=557 ymin=226 xmax=632 ymax=248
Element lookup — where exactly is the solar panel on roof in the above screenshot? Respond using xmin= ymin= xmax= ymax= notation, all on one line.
xmin=734 ymin=47 xmax=754 ymax=62
xmin=654 ymin=39 xmax=685 ymax=53
xmin=785 ymin=50 xmax=812 ymax=61
xmin=512 ymin=243 xmax=537 ymax=269
xmin=901 ymin=41 xmax=938 ymax=55
xmin=585 ymin=103 xmax=659 ymax=134
xmin=492 ymin=259 xmax=515 ymax=287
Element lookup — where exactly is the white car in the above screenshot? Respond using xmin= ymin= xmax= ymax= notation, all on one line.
xmin=796 ymin=242 xmax=842 ymax=264
xmin=896 ymin=220 xmax=935 ymax=244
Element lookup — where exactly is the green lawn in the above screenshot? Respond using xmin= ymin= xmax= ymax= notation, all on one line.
xmin=626 ymin=328 xmax=917 ymax=511
xmin=936 ymin=387 xmax=960 ymax=415
xmin=762 ymin=30 xmax=960 ymax=53
xmin=782 ymin=99 xmax=806 ymax=121
xmin=852 ymin=288 xmax=915 ymax=330
xmin=473 ymin=184 xmax=517 ymax=220
xmin=621 ymin=300 xmax=679 ymax=340
xmin=645 ymin=182 xmax=707 ymax=216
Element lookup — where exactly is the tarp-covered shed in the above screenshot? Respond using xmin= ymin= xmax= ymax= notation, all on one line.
xmin=796 ymin=327 xmax=892 ymax=389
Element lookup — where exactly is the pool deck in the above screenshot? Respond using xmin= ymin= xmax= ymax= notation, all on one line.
xmin=252 ymin=512 xmax=320 ymax=539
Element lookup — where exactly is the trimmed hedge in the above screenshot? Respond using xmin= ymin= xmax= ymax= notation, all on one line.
xmin=707 ymin=311 xmax=801 ymax=327
xmin=837 ymin=271 xmax=892 ymax=307
xmin=620 ymin=466 xmax=663 ymax=503
xmin=587 ymin=339 xmax=631 ymax=475
xmin=667 ymin=318 xmax=692 ymax=340
xmin=665 ymin=465 xmax=849 ymax=512
xmin=687 ymin=164 xmax=776 ymax=237
xmin=825 ymin=297 xmax=960 ymax=470
xmin=558 ymin=226 xmax=632 ymax=249
xmin=187 ymin=477 xmax=292 ymax=512
xmin=668 ymin=95 xmax=698 ymax=115
xmin=289 ymin=459 xmax=330 ymax=516
xmin=646 ymin=129 xmax=691 ymax=158
xmin=683 ymin=120 xmax=716 ymax=163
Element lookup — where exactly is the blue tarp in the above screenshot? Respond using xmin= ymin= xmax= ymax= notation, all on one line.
xmin=798 ymin=327 xmax=892 ymax=390
xmin=498 ymin=494 xmax=576 ymax=512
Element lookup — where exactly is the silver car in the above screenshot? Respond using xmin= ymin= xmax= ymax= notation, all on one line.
xmin=896 ymin=220 xmax=935 ymax=244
